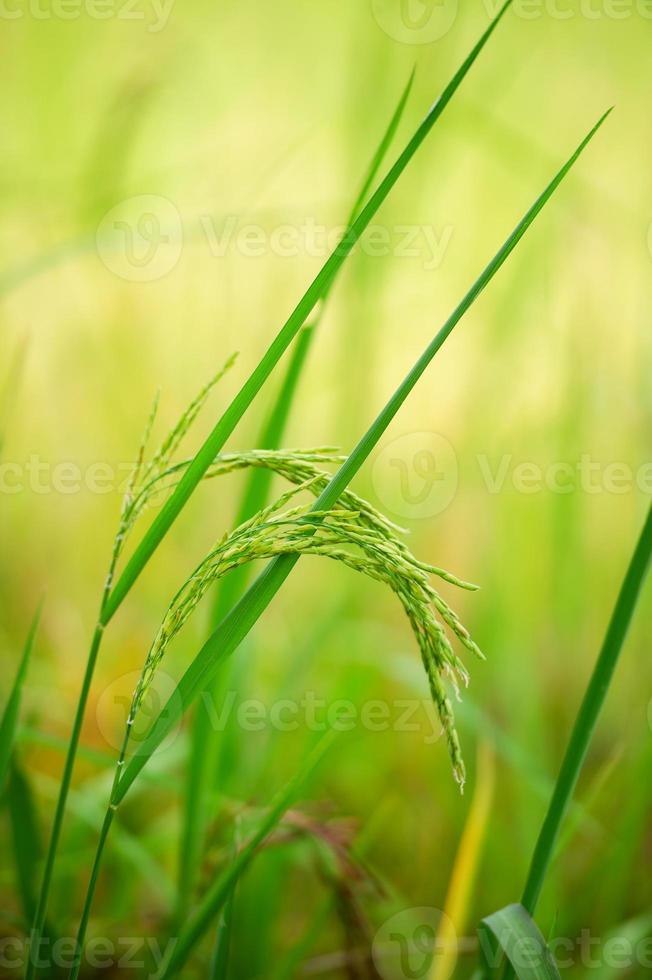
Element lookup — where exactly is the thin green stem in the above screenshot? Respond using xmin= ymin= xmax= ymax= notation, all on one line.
xmin=68 ymin=705 xmax=137 ymax=980
xmin=26 ymin=553 xmax=119 ymax=979
xmin=498 ymin=503 xmax=652 ymax=980
xmin=25 ymin=621 xmax=104 ymax=980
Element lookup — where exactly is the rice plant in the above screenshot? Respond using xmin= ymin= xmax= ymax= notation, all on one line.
xmin=25 ymin=9 xmax=516 ymax=970
xmin=3 ymin=4 xmax=649 ymax=980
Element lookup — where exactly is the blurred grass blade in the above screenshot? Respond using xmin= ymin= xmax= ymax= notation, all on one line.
xmin=114 ymin=110 xmax=611 ymax=803
xmin=520 ymin=502 xmax=652 ymax=917
xmin=160 ymin=733 xmax=336 ymax=978
xmin=6 ymin=761 xmax=44 ymax=926
xmin=430 ymin=741 xmax=495 ymax=980
xmin=0 ymin=602 xmax=42 ymax=792
xmin=102 ymin=0 xmax=513 ymax=624
xmin=591 ymin=912 xmax=652 ymax=980
xmin=209 ymin=888 xmax=235 ymax=979
xmin=207 ymin=818 xmax=240 ymax=979
xmin=348 ymin=66 xmax=415 ymax=224
xmin=478 ymin=904 xmax=561 ymax=979
xmin=178 ymin=67 xmax=417 ymax=918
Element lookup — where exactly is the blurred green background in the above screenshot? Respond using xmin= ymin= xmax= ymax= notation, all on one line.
xmin=1 ymin=1 xmax=651 ymax=976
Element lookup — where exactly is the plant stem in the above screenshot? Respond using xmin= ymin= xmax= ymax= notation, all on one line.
xmin=25 ymin=621 xmax=104 ymax=980
xmin=26 ymin=549 xmax=120 ymax=980
xmin=68 ymin=707 xmax=136 ymax=980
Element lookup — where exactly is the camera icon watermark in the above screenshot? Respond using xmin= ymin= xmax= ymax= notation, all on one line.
xmin=96 ymin=668 xmax=181 ymax=756
xmin=96 ymin=195 xmax=183 ymax=282
xmin=371 ymin=0 xmax=459 ymax=43
xmin=372 ymin=432 xmax=459 ymax=520
xmin=372 ymin=906 xmax=457 ymax=979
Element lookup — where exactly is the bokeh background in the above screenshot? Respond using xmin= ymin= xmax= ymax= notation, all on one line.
xmin=1 ymin=1 xmax=651 ymax=976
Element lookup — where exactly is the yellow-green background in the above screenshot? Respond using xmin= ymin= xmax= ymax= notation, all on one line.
xmin=1 ymin=1 xmax=651 ymax=976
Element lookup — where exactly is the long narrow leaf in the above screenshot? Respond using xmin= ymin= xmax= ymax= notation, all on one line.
xmin=6 ymin=761 xmax=44 ymax=926
xmin=0 ymin=602 xmax=42 ymax=792
xmin=160 ymin=732 xmax=336 ymax=977
xmin=115 ymin=110 xmax=611 ymax=804
xmin=520 ymin=501 xmax=652 ymax=914
xmin=102 ymin=0 xmax=513 ymax=624
xmin=478 ymin=904 xmax=561 ymax=979
xmin=177 ymin=66 xmax=417 ymax=917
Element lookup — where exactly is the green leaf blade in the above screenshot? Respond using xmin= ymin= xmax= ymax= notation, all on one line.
xmin=479 ymin=904 xmax=561 ymax=979
xmin=0 ymin=602 xmax=42 ymax=792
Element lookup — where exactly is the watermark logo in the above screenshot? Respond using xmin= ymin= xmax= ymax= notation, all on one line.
xmin=372 ymin=432 xmax=459 ymax=519
xmin=371 ymin=0 xmax=458 ymax=43
xmin=0 ymin=0 xmax=175 ymax=31
xmin=372 ymin=906 xmax=457 ymax=979
xmin=96 ymin=669 xmax=181 ymax=755
xmin=96 ymin=195 xmax=183 ymax=282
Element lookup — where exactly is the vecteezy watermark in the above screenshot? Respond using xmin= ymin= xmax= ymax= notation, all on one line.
xmin=372 ymin=434 xmax=652 ymax=519
xmin=0 ymin=0 xmax=174 ymax=30
xmin=2 ymin=449 xmax=651 ymax=504
xmin=477 ymin=926 xmax=652 ymax=973
xmin=198 ymin=690 xmax=445 ymax=744
xmin=96 ymin=195 xmax=183 ymax=282
xmin=93 ymin=684 xmax=446 ymax=750
xmin=96 ymin=669 xmax=182 ymax=755
xmin=370 ymin=0 xmax=652 ymax=45
xmin=0 ymin=455 xmax=136 ymax=495
xmin=371 ymin=0 xmax=459 ymax=43
xmin=371 ymin=912 xmax=652 ymax=977
xmin=0 ymin=935 xmax=177 ymax=976
xmin=95 ymin=194 xmax=454 ymax=282
xmin=372 ymin=432 xmax=459 ymax=520
xmin=372 ymin=907 xmax=458 ymax=979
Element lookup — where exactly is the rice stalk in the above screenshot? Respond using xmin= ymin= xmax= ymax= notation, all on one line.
xmin=132 ymin=450 xmax=481 ymax=779
xmin=64 ymin=110 xmax=612 ymax=977
xmin=27 ymin=16 xmax=509 ymax=960
xmin=67 ymin=439 xmax=481 ymax=977
xmin=113 ymin=110 xmax=611 ymax=813
xmin=182 ymin=70 xmax=416 ymax=916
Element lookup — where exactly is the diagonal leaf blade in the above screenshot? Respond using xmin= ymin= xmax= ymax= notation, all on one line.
xmin=177 ymin=66 xmax=418 ymax=917
xmin=518 ymin=501 xmax=652 ymax=918
xmin=0 ymin=602 xmax=42 ymax=793
xmin=6 ymin=761 xmax=44 ymax=928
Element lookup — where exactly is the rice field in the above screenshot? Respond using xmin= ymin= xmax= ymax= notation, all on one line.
xmin=0 ymin=2 xmax=651 ymax=978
